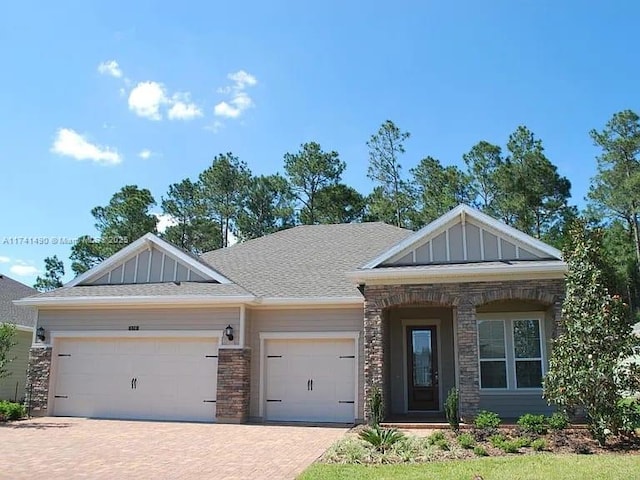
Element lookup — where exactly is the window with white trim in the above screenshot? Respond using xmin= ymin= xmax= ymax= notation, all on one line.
xmin=478 ymin=314 xmax=545 ymax=390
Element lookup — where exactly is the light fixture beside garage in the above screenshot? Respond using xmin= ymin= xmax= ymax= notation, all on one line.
xmin=36 ymin=326 xmax=45 ymax=342
xmin=225 ymin=325 xmax=234 ymax=341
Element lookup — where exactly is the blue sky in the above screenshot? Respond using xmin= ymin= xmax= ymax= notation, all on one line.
xmin=1 ymin=1 xmax=638 ymax=285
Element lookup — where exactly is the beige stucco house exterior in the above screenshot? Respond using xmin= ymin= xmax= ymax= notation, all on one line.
xmin=16 ymin=205 xmax=566 ymax=423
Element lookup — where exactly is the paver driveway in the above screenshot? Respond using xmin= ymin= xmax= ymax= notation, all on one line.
xmin=0 ymin=417 xmax=347 ymax=480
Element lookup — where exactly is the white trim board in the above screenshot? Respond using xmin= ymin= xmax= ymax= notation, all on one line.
xmin=65 ymin=233 xmax=233 ymax=287
xmin=362 ymin=204 xmax=563 ymax=269
xmin=258 ymin=331 xmax=360 ymax=420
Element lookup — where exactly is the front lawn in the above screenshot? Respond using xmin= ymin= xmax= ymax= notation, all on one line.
xmin=299 ymin=454 xmax=640 ymax=480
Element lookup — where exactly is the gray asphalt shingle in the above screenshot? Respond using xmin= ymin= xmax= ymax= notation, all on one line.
xmin=0 ymin=275 xmax=37 ymax=327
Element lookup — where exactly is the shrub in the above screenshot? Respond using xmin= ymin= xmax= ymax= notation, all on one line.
xmin=515 ymin=436 xmax=531 ymax=448
xmin=499 ymin=440 xmax=521 ymax=454
xmin=474 ymin=410 xmax=501 ymax=430
xmin=531 ymin=438 xmax=547 ymax=451
xmin=444 ymin=388 xmax=459 ymax=431
xmin=0 ymin=401 xmax=26 ymax=421
xmin=517 ymin=413 xmax=548 ymax=435
xmin=436 ymin=439 xmax=450 ymax=451
xmin=457 ymin=432 xmax=475 ymax=449
xmin=368 ymin=385 xmax=384 ymax=426
xmin=618 ymin=397 xmax=640 ymax=434
xmin=426 ymin=431 xmax=446 ymax=445
xmin=473 ymin=445 xmax=488 ymax=456
xmin=489 ymin=433 xmax=507 ymax=448
xmin=358 ymin=425 xmax=404 ymax=452
xmin=547 ymin=411 xmax=569 ymax=431
xmin=323 ymin=438 xmax=369 ymax=464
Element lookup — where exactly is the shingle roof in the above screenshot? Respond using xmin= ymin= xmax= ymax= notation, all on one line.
xmin=0 ymin=275 xmax=37 ymax=327
xmin=201 ymin=222 xmax=412 ymax=298
xmin=25 ymin=282 xmax=252 ymax=299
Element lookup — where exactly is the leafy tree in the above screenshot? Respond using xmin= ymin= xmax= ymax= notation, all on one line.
xmin=0 ymin=323 xmax=17 ymax=380
xmin=284 ymin=142 xmax=345 ymax=224
xmin=462 ymin=141 xmax=504 ymax=214
xmin=544 ymin=221 xmax=640 ymax=444
xmin=199 ymin=153 xmax=252 ymax=247
xmin=497 ymin=126 xmax=571 ymax=238
xmin=161 ymin=178 xmax=221 ymax=254
xmin=302 ymin=184 xmax=365 ymax=224
xmin=366 ymin=120 xmax=414 ymax=228
xmin=410 ymin=156 xmax=472 ymax=226
xmin=588 ymin=110 xmax=640 ymax=274
xmin=34 ymin=255 xmax=65 ymax=292
xmin=70 ymin=186 xmax=158 ymax=274
xmin=237 ymin=174 xmax=296 ymax=240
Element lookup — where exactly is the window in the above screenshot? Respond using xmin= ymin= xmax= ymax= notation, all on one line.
xmin=477 ymin=315 xmax=545 ymax=390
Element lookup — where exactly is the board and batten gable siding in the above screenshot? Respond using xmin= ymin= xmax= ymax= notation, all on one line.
xmin=386 ymin=218 xmax=547 ymax=266
xmin=37 ymin=307 xmax=240 ymax=345
xmin=0 ymin=329 xmax=31 ymax=401
xmin=247 ymin=306 xmax=364 ymax=420
xmin=88 ymin=245 xmax=206 ymax=285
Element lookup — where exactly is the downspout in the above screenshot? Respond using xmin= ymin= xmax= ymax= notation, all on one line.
xmin=239 ymin=304 xmax=246 ymax=347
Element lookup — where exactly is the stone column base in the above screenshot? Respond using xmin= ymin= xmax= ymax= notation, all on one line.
xmin=216 ymin=348 xmax=251 ymax=423
xmin=25 ymin=346 xmax=52 ymax=416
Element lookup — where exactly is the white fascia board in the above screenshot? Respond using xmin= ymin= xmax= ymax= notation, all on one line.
xmin=362 ymin=204 xmax=563 ymax=269
xmin=65 ymin=233 xmax=232 ymax=287
xmin=13 ymin=294 xmax=255 ymax=308
xmin=348 ymin=261 xmax=567 ymax=283
xmin=250 ymin=296 xmax=363 ymax=308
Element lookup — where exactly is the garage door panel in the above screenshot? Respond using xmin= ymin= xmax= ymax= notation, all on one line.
xmin=264 ymin=337 xmax=356 ymax=423
xmin=53 ymin=337 xmax=218 ymax=422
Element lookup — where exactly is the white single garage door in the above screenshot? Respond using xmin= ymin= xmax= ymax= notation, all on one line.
xmin=53 ymin=337 xmax=218 ymax=422
xmin=264 ymin=338 xmax=356 ymax=423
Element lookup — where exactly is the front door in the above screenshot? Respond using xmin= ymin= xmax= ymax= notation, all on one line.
xmin=406 ymin=326 xmax=439 ymax=411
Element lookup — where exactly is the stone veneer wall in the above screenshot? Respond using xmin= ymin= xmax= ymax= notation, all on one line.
xmin=363 ymin=279 xmax=565 ymax=422
xmin=216 ymin=348 xmax=251 ymax=423
xmin=24 ymin=346 xmax=52 ymax=416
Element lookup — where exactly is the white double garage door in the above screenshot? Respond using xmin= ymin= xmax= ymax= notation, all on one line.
xmin=51 ymin=335 xmax=357 ymax=423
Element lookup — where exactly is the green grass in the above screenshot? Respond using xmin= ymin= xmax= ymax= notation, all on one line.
xmin=298 ymin=454 xmax=640 ymax=480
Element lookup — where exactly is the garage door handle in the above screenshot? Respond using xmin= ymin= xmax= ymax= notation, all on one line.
xmin=307 ymin=379 xmax=310 ymax=391
xmin=310 ymin=379 xmax=313 ymax=391
xmin=131 ymin=378 xmax=137 ymax=389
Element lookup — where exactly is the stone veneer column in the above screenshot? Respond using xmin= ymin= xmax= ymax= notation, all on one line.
xmin=25 ymin=346 xmax=52 ymax=416
xmin=363 ymin=295 xmax=384 ymax=422
xmin=455 ymin=299 xmax=480 ymax=421
xmin=216 ymin=348 xmax=251 ymax=423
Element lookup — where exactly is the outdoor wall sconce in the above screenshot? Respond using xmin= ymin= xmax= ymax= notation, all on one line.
xmin=225 ymin=324 xmax=234 ymax=341
xmin=36 ymin=326 xmax=45 ymax=342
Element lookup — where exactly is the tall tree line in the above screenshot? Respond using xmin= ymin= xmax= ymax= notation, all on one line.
xmin=51 ymin=110 xmax=640 ymax=314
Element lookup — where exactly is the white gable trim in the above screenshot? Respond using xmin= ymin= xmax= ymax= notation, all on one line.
xmin=362 ymin=204 xmax=562 ymax=269
xmin=65 ymin=233 xmax=232 ymax=287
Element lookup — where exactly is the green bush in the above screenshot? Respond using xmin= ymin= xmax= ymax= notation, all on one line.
xmin=489 ymin=433 xmax=507 ymax=448
xmin=531 ymin=438 xmax=547 ymax=451
xmin=473 ymin=445 xmax=488 ymax=456
xmin=368 ymin=385 xmax=384 ymax=426
xmin=474 ymin=410 xmax=501 ymax=430
xmin=456 ymin=432 xmax=475 ymax=449
xmin=500 ymin=440 xmax=521 ymax=454
xmin=515 ymin=436 xmax=532 ymax=448
xmin=617 ymin=397 xmax=640 ymax=434
xmin=426 ymin=431 xmax=446 ymax=445
xmin=517 ymin=413 xmax=548 ymax=435
xmin=547 ymin=411 xmax=570 ymax=431
xmin=0 ymin=401 xmax=26 ymax=421
xmin=444 ymin=388 xmax=459 ymax=430
xmin=358 ymin=425 xmax=405 ymax=452
xmin=436 ymin=439 xmax=450 ymax=451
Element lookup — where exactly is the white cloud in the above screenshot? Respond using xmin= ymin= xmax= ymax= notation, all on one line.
xmin=168 ymin=93 xmax=203 ymax=120
xmin=97 ymin=60 xmax=123 ymax=78
xmin=51 ymin=128 xmax=122 ymax=166
xmin=138 ymin=149 xmax=152 ymax=160
xmin=214 ymin=70 xmax=257 ymax=119
xmin=153 ymin=213 xmax=178 ymax=233
xmin=0 ymin=256 xmax=10 ymax=263
xmin=204 ymin=121 xmax=224 ymax=134
xmin=10 ymin=264 xmax=40 ymax=277
xmin=128 ymin=81 xmax=168 ymax=120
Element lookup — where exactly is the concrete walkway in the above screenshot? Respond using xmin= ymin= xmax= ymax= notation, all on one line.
xmin=0 ymin=417 xmax=347 ymax=479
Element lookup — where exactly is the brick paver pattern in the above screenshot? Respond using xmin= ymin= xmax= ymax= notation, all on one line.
xmin=0 ymin=417 xmax=347 ymax=480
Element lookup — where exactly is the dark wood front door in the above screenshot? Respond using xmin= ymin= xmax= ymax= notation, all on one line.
xmin=406 ymin=326 xmax=439 ymax=411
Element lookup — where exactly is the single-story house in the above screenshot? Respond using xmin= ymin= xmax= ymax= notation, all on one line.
xmin=0 ymin=274 xmax=37 ymax=402
xmin=16 ymin=204 xmax=566 ymax=423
